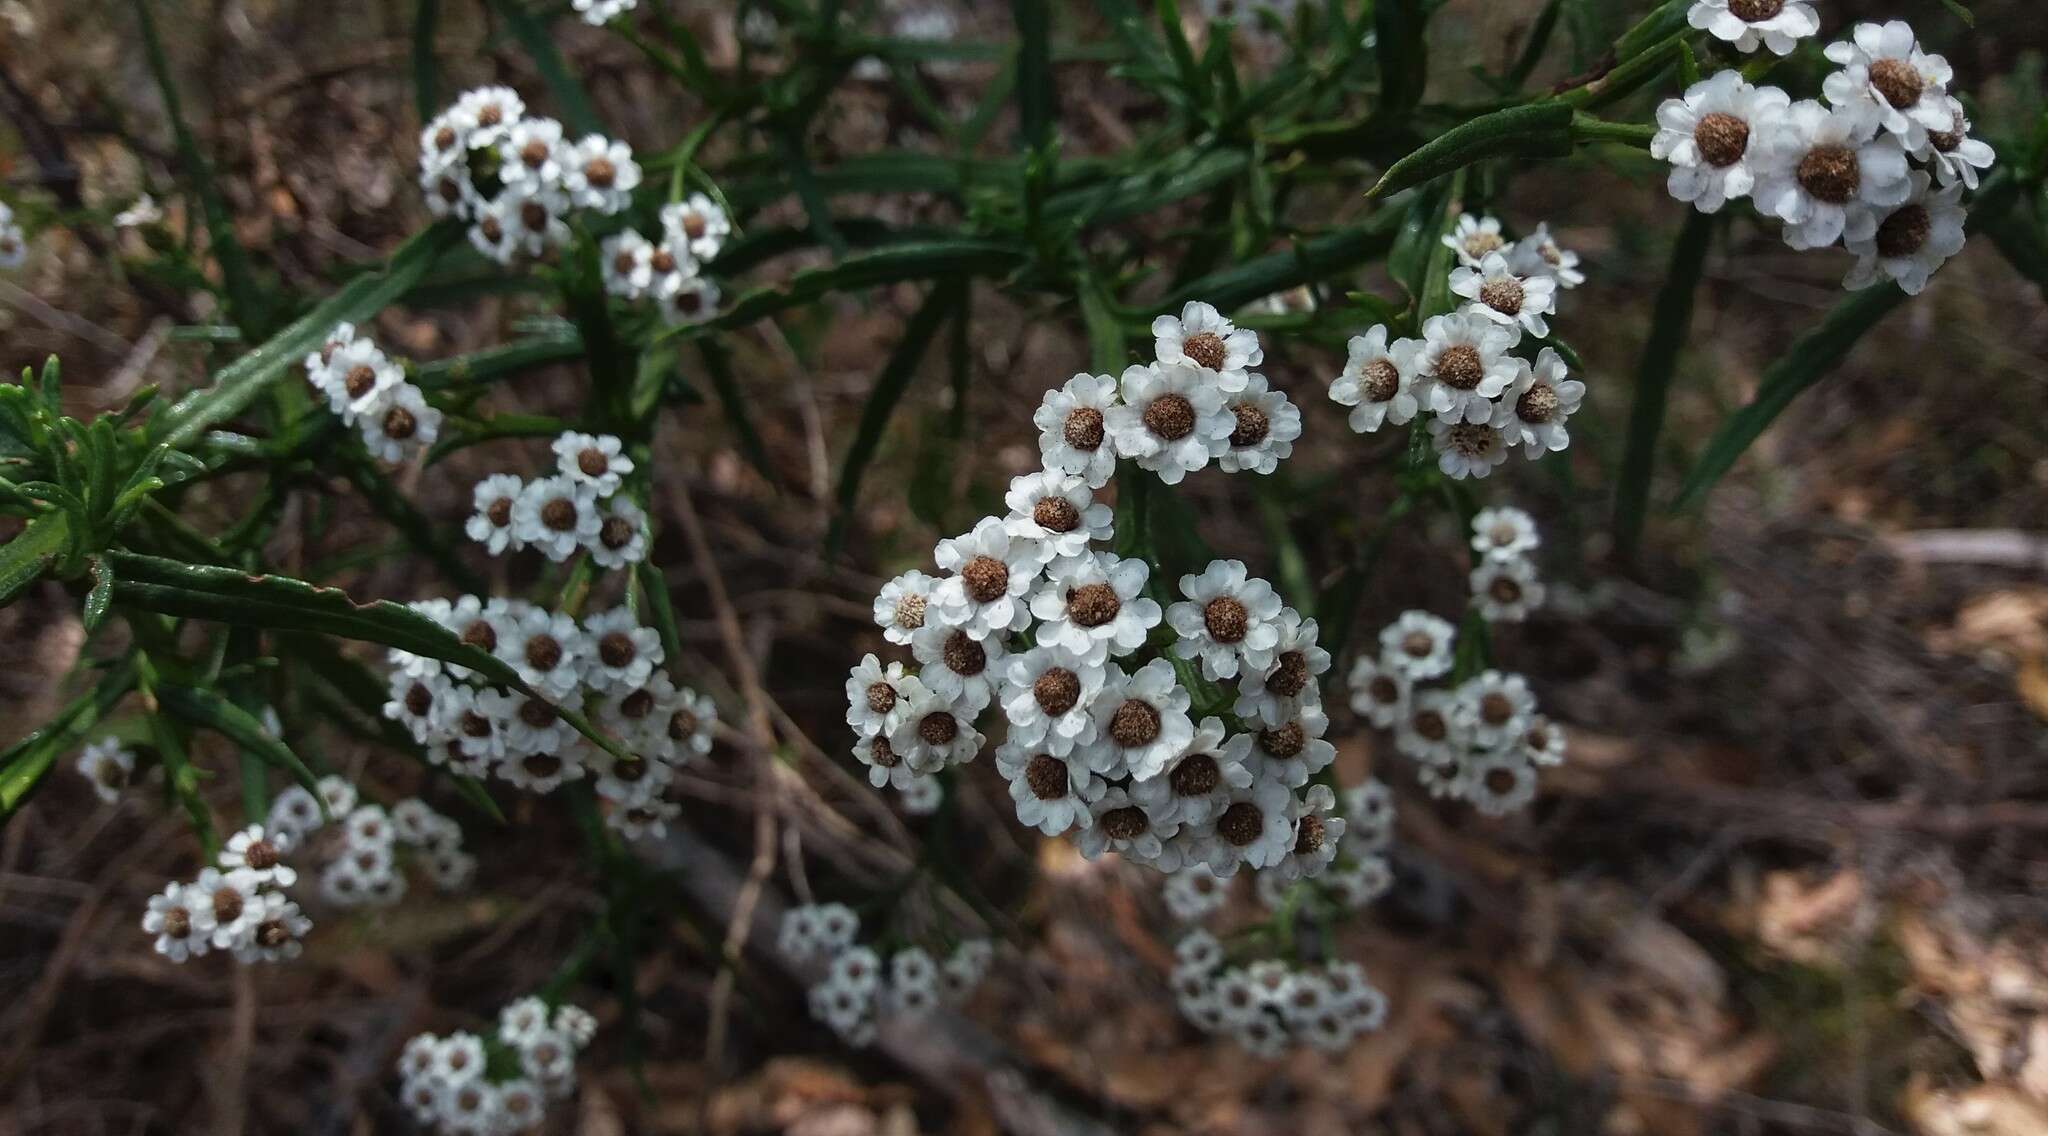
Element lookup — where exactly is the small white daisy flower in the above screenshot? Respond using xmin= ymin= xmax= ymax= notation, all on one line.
xmin=418 ymin=112 xmax=470 ymax=171
xmin=1687 ymin=0 xmax=1819 ymax=56
xmin=996 ymin=742 xmax=1106 ymax=835
xmin=1427 ymin=416 xmax=1511 ymax=480
xmin=1755 ymin=101 xmax=1912 ymax=250
xmin=898 ymin=771 xmax=945 ymax=815
xmin=582 ymin=606 xmax=664 ymax=693
xmin=388 ymin=798 xmax=440 ymax=845
xmin=1653 ymin=71 xmax=1793 ymax=213
xmin=911 ymin=620 xmax=1006 ymax=716
xmin=571 ymin=0 xmax=638 ymax=25
xmin=553 ymin=432 xmax=633 ymax=497
xmin=874 ymin=569 xmax=940 ymax=645
xmin=662 ymin=193 xmax=732 ymax=262
xmin=1450 ymin=251 xmax=1556 ymax=339
xmin=887 ymin=690 xmax=983 ymax=774
xmin=361 ymin=383 xmax=440 ymax=463
xmin=518 ymin=1028 xmax=578 ymax=1083
xmin=233 ymin=892 xmax=312 ymax=963
xmin=1215 ymin=374 xmax=1302 ymax=475
xmin=655 ymin=271 xmax=721 ymax=326
xmin=596 ymin=671 xmax=678 ymax=749
xmin=343 ymin=802 xmax=398 ymax=849
xmin=421 ymin=162 xmax=478 ymax=219
xmin=932 ymin=516 xmax=1042 ymax=640
xmin=441 ymin=594 xmax=519 ymax=670
xmin=1394 ymin=688 xmax=1467 ymax=767
xmin=1033 ymin=372 xmax=1122 ymax=489
xmin=497 ymin=1079 xmax=548 ymax=1129
xmin=302 ymin=321 xmax=355 ymax=387
xmin=845 ymin=654 xmax=930 ymax=738
xmin=1521 ymin=713 xmax=1569 ymax=767
xmin=1107 ymin=362 xmax=1234 ymax=484
xmin=190 ymin=867 xmax=263 ymax=950
xmin=1472 ymin=555 xmax=1545 ymax=622
xmin=499 ymin=745 xmax=587 ymax=794
xmin=1465 ymin=750 xmax=1539 ymax=816
xmin=1507 ymin=222 xmax=1586 ymax=288
xmin=601 ymin=229 xmax=658 ymax=298
xmin=1198 ymin=774 xmax=1296 ymax=875
xmin=267 ymin=785 xmax=325 ymax=843
xmin=1248 ymin=702 xmax=1335 ymax=788
xmin=1151 ymin=300 xmax=1263 ymax=389
xmin=1380 ymin=610 xmax=1456 ymax=681
xmin=1456 ymin=670 xmax=1539 ymax=749
xmin=1415 ymin=310 xmax=1520 ymax=423
xmin=497 ymin=606 xmax=590 ymax=700
xmin=1325 ymin=856 xmax=1395 ymax=909
xmin=317 ymin=774 xmax=359 ymax=818
xmin=1345 ymin=654 xmax=1411 ymax=728
xmin=1471 ymin=506 xmax=1540 ymax=562
xmin=510 ymin=185 xmax=575 ymax=258
xmin=1842 ymin=171 xmax=1967 ymax=296
xmin=1089 ymin=658 xmax=1197 ymax=781
xmin=592 ymin=746 xmax=676 ymax=804
xmin=560 ymin=134 xmax=641 ymax=213
xmin=1075 ymin=785 xmax=1183 ymax=869
xmin=609 ymin=797 xmax=681 ymax=841
xmin=465 ymin=473 xmax=527 ymax=555
xmin=499 ymin=117 xmax=567 ymax=191
xmin=454 ymin=86 xmax=526 ymax=148
xmin=1001 ymin=470 xmax=1113 ymax=563
xmin=1163 ymin=868 xmax=1231 ymax=924
xmin=514 ymin=475 xmax=601 ymax=563
xmin=75 ymin=738 xmax=135 ymax=803
xmin=1919 ymin=98 xmax=1996 ymax=190
xmin=321 ymin=338 xmax=404 ymax=422
xmin=220 ymin=824 xmax=295 ymax=888
xmin=1328 ymin=325 xmax=1422 ymax=434
xmin=1028 ymin=550 xmax=1162 ymax=664
xmin=999 ymin=644 xmax=1107 ymax=755
xmin=1130 ymin=718 xmax=1254 ymax=827
xmin=588 ymin=496 xmax=650 ymax=569
xmin=665 ymin=686 xmax=718 ymax=760
xmin=1494 ymin=348 xmax=1584 ymax=458
xmin=778 ymin=907 xmax=825 ymax=959
xmin=1823 ymin=21 xmax=1956 ymax=151
xmin=142 ymin=881 xmax=209 ymax=961
xmin=467 ymin=193 xmax=523 ymax=264
xmin=1167 ymin=559 xmax=1285 ymax=681
xmin=1233 ymin=609 xmax=1331 ymax=729
xmin=1442 ymin=213 xmax=1513 ymax=267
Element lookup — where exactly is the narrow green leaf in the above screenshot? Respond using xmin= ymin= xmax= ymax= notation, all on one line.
xmin=413 ymin=0 xmax=442 ymax=121
xmin=1611 ymin=0 xmax=1688 ymax=60
xmin=1013 ymin=0 xmax=1055 ymax=149
xmin=413 ymin=328 xmax=585 ymax=391
xmin=1367 ymin=102 xmax=1575 ymax=199
xmin=0 ymin=512 xmax=69 ymax=606
xmin=0 ymin=657 xmax=137 ymax=814
xmin=1160 ymin=210 xmax=1406 ymax=314
xmin=1671 ymin=284 xmax=1909 ymax=510
xmin=1938 ymin=0 xmax=1974 ymax=28
xmin=1078 ymin=273 xmax=1129 ymax=373
xmin=1614 ymin=211 xmax=1713 ymax=563
xmin=1506 ymin=0 xmax=1564 ymax=89
xmin=1374 ymin=0 xmax=1429 ymax=114
xmin=490 ymin=0 xmax=604 ymax=135
xmin=1155 ymin=0 xmax=1207 ymax=108
xmin=775 ymin=130 xmax=852 ymax=260
xmin=157 ymin=684 xmax=322 ymax=798
xmin=139 ymin=659 xmax=215 ymax=854
xmin=1416 ymin=169 xmax=1466 ymax=323
xmin=83 ymin=554 xmax=113 ymax=632
xmin=826 ymin=287 xmax=961 ymax=557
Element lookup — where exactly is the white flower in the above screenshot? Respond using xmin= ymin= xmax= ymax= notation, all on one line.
xmin=1442 ymin=213 xmax=1513 ymax=267
xmin=1456 ymin=670 xmax=1538 ymax=749
xmin=233 ymin=892 xmax=312 ymax=963
xmin=1198 ymin=775 xmax=1296 ymax=876
xmin=1325 ymin=856 xmax=1394 ymax=909
xmin=592 ymin=745 xmax=675 ymax=803
xmin=582 ymin=606 xmax=664 ymax=693
xmin=421 ymin=162 xmax=478 ymax=220
xmin=1522 ymin=713 xmax=1568 ymax=767
xmin=1394 ymin=688 xmax=1467 ymax=766
xmin=1494 ymin=348 xmax=1583 ymax=458
xmin=898 ymin=771 xmax=944 ymax=815
xmin=553 ymin=432 xmax=633 ymax=497
xmin=572 ymin=0 xmax=637 ymax=26
xmin=1380 ymin=609 xmax=1456 ymax=680
xmin=190 ymin=867 xmax=263 ymax=950
xmin=1108 ymin=362 xmax=1234 ymax=484
xmin=1427 ymin=416 xmax=1511 ymax=480
xmin=1346 ymin=654 xmax=1411 ymax=728
xmin=321 ymin=338 xmax=403 ymax=422
xmin=1163 ymin=868 xmax=1230 ymax=923
xmin=499 ymin=116 xmax=566 ymax=191
xmin=454 ymin=85 xmax=526 ymax=148
xmin=467 ymin=192 xmax=523 ymax=264
xmin=317 ymin=775 xmax=358 ymax=818
xmin=1843 ymin=171 xmax=1967 ymax=296
xmin=360 ymin=383 xmax=439 ymax=463
xmin=1075 ymin=785 xmax=1183 ymax=869
xmin=931 ymin=516 xmax=1041 ymax=639
xmin=655 ymin=271 xmax=721 ymax=325
xmin=389 ymin=798 xmax=440 ymax=846
xmin=1450 ymin=251 xmax=1555 ymax=339
xmin=1471 ymin=505 xmax=1540 ymax=561
xmin=1653 ymin=71 xmax=1792 ymax=213
xmin=1328 ymin=325 xmax=1421 ymax=434
xmin=1507 ymin=222 xmax=1586 ymax=289
xmin=220 ymin=824 xmax=296 ymax=887
xmin=1089 ymin=658 xmax=1196 ymax=781
xmin=601 ymin=229 xmax=658 ymax=298
xmin=1233 ymin=609 xmax=1331 ymax=729
xmin=514 ymin=475 xmax=601 ymax=562
xmin=1755 ymin=101 xmax=1912 ymax=250
xmin=518 ymin=1027 xmax=578 ymax=1083
xmin=344 ymin=803 xmax=398 ymax=850
xmin=666 ymin=686 xmax=718 ymax=760
xmin=596 ymin=670 xmax=676 ymax=747
xmin=662 ymin=193 xmax=731 ymax=261
xmin=1342 ymin=780 xmax=1396 ymax=849
xmin=1919 ymin=97 xmax=1996 ymax=190
xmin=143 ymin=881 xmax=209 ymax=961
xmin=609 ymin=796 xmax=681 ymax=842
xmin=1823 ymin=21 xmax=1955 ymax=150
xmin=499 ymin=745 xmax=587 ymax=794
xmin=859 ymin=577 xmax=932 ymax=656
xmin=1472 ymin=555 xmax=1545 ymax=622
xmin=845 ymin=654 xmax=929 ymax=738
xmin=465 ymin=473 xmax=527 ymax=555
xmin=999 ymin=644 xmax=1106 ymax=755
xmin=267 ymin=785 xmax=324 ymax=843
xmin=1167 ymin=559 xmax=1284 ymax=681
xmin=561 ymin=133 xmax=641 ymax=213
xmin=114 ymin=193 xmax=163 ymax=230
xmin=1028 ymin=550 xmax=1161 ymax=664
xmin=1465 ymin=750 xmax=1539 ymax=816
xmin=1033 ymin=372 xmax=1122 ymax=488
xmin=75 ymin=738 xmax=134 ymax=803
xmin=497 ymin=605 xmax=590 ymax=699
xmin=589 ymin=496 xmax=650 ymax=569
xmin=440 ymin=595 xmax=522 ymax=677
xmin=1130 ymin=718 xmax=1253 ymax=826
xmin=997 ymin=742 xmax=1106 ymax=835
xmin=1248 ymin=702 xmax=1334 ymax=788
xmin=888 ymin=689 xmax=983 ymax=773
xmin=1415 ymin=310 xmax=1520 ymax=423
xmin=0 ymin=217 xmax=23 ymax=270
xmin=911 ymin=620 xmax=1006 ymax=715
xmin=497 ymin=1079 xmax=548 ymax=1129
xmin=1002 ymin=470 xmax=1112 ymax=562
xmin=1687 ymin=0 xmax=1819 ymax=55
xmin=1151 ymin=300 xmax=1263 ymax=389
xmin=1215 ymin=374 xmax=1302 ymax=475
xmin=512 ymin=185 xmax=576 ymax=257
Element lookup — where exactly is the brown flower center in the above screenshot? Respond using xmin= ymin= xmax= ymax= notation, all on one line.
xmin=1527 ymin=725 xmax=1551 ymax=751
xmin=1402 ymin=631 xmax=1436 ymax=658
xmin=212 ymin=887 xmax=244 ymax=924
xmin=941 ymin=630 xmax=986 ymax=677
xmin=461 ymin=620 xmax=498 ymax=652
xmin=893 ymin=593 xmax=927 ymax=630
xmin=619 ymin=689 xmax=654 ymax=720
xmin=520 ymin=140 xmax=550 ymax=169
xmin=1203 ymin=596 xmax=1250 ymax=643
xmin=1062 ymin=406 xmax=1106 ymax=451
xmin=1267 ymin=650 xmax=1309 ymax=697
xmin=599 ymin=630 xmax=636 ymax=668
xmin=1929 ymin=112 xmax=1965 ymax=153
xmin=1796 ymin=144 xmax=1860 ymax=205
xmin=525 ymin=634 xmax=562 ymax=672
xmin=1025 ymin=754 xmax=1070 ymax=800
xmin=1694 ymin=112 xmax=1751 ymax=167
xmin=520 ymin=201 xmax=549 ymax=232
xmin=256 ymin=919 xmax=290 ymax=948
xmin=1368 ymin=675 xmax=1400 ymax=705
xmin=681 ymin=211 xmax=708 ymax=240
xmin=244 ymin=840 xmax=279 ymax=870
xmin=1516 ymin=382 xmax=1560 ymax=424
xmin=1170 ymin=753 xmax=1221 ymax=797
xmin=1218 ymin=801 xmax=1263 ymax=847
xmin=1875 ymin=204 xmax=1931 ymax=259
xmin=584 ymin=157 xmax=616 ymax=187
xmin=577 ymin=448 xmax=610 ymax=477
xmin=613 ymin=251 xmax=637 ymax=275
xmin=1448 ymin=423 xmax=1496 ymax=458
xmin=523 ymin=753 xmax=562 ymax=779
xmin=959 ymin=556 xmax=1009 ymax=604
xmin=344 ymin=365 xmax=377 ymax=399
xmin=600 ymin=515 xmax=636 ymax=550
xmin=1293 ymin=813 xmax=1327 ymax=856
xmin=437 ymin=177 xmax=464 ymax=205
xmin=476 ymin=103 xmax=504 ymax=128
xmin=1229 ymin=401 xmax=1270 ymax=448
xmin=1489 ymin=576 xmax=1524 ymax=604
xmin=1142 ymin=393 xmax=1197 ymax=441
xmin=669 ymin=709 xmax=699 ymax=741
xmin=1260 ymin=722 xmax=1306 ymax=759
xmin=1181 ymin=330 xmax=1227 ymax=371
xmin=541 ymin=498 xmax=578 ymax=531
xmin=1484 ymin=767 xmax=1520 ymax=795
xmin=163 ymin=906 xmax=191 ymax=938
xmin=650 ymin=248 xmax=678 ymax=273
xmin=918 ymin=711 xmax=957 ymax=747
xmin=1414 ymin=709 xmax=1447 ymax=741
xmin=1480 ymin=692 xmax=1515 ymax=725
xmin=1066 ymin=582 xmax=1121 ymax=627
xmin=1727 ymin=0 xmax=1783 ymax=20
xmin=1868 ymin=58 xmax=1924 ymax=110
xmin=868 ymin=737 xmax=900 ymax=768
xmin=1362 ymin=358 xmax=1400 ymax=402
xmin=479 ymin=216 xmax=504 ymax=242
xmin=1033 ymin=667 xmax=1081 ymax=716
xmin=1479 ymin=277 xmax=1525 ymax=316
xmin=1032 ymin=495 xmax=1080 ymax=533
xmin=433 ymin=126 xmax=457 ymax=151
xmin=1462 ymin=231 xmax=1506 ymax=260
xmin=460 ymin=711 xmax=493 ymax=739
xmin=866 ymin=681 xmax=897 ymax=715
xmin=1109 ymin=699 xmax=1162 ymax=747
xmin=404 ymin=683 xmax=434 ymax=716
xmin=1435 ymin=345 xmax=1485 ymax=391
xmin=519 ymin=698 xmax=557 ymax=728
xmin=381 ymin=405 xmax=417 ymax=440
xmin=486 ymin=497 xmax=514 ymax=527
xmin=1100 ymin=806 xmax=1150 ymax=841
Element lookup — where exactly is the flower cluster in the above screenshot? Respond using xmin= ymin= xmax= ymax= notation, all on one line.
xmin=0 ymin=201 xmax=25 ymax=269
xmin=1166 ymin=778 xmax=1397 ymax=922
xmin=1330 ymin=217 xmax=1586 ymax=480
xmin=1170 ymin=929 xmax=1390 ymax=1056
xmin=75 ymin=736 xmax=136 ymax=803
xmin=264 ymin=777 xmax=477 ymax=908
xmin=779 ymin=903 xmax=993 ymax=1048
xmin=598 ymin=194 xmax=729 ymax=327
xmin=1655 ymin=17 xmax=1993 ymax=294
xmin=384 ymin=596 xmax=713 ymax=840
xmin=396 ymin=997 xmax=597 ymax=1134
xmin=141 ymin=825 xmax=310 ymax=965
xmin=417 ymin=85 xmax=642 ymax=267
xmin=853 ymin=304 xmax=1353 ymax=884
xmin=303 ymin=323 xmax=443 ymax=463
xmin=571 ymin=0 xmax=636 ymax=25
xmin=463 ymin=432 xmax=649 ymax=567
xmin=1347 ymin=509 xmax=1565 ymax=816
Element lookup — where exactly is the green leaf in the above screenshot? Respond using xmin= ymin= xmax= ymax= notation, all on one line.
xmin=1506 ymin=0 xmax=1564 ymax=89
xmin=827 ymin=287 xmax=961 ymax=557
xmin=1078 ymin=271 xmax=1129 ymax=373
xmin=0 ymin=511 xmax=69 ymax=606
xmin=1160 ymin=210 xmax=1406 ymax=314
xmin=83 ymin=554 xmax=113 ymax=632
xmin=490 ymin=0 xmax=604 ymax=135
xmin=1367 ymin=102 xmax=1575 ymax=199
xmin=138 ymin=657 xmax=216 ymax=854
xmin=1374 ymin=0 xmax=1430 ymax=115
xmin=1613 ymin=211 xmax=1713 ymax=563
xmin=1415 ymin=169 xmax=1466 ymax=323
xmin=156 ymin=684 xmax=322 ymax=798
xmin=413 ymin=0 xmax=441 ymax=121
xmin=150 ymin=222 xmax=466 ymax=450
xmin=1611 ymin=0 xmax=1689 ymax=60
xmin=693 ymin=341 xmax=782 ymax=491
xmin=1013 ymin=0 xmax=1055 ymax=150
xmin=0 ymin=657 xmax=137 ymax=815
xmin=413 ymin=328 xmax=585 ymax=391
xmin=1671 ymin=284 xmax=1909 ymax=510
xmin=1938 ymin=0 xmax=1975 ymax=26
